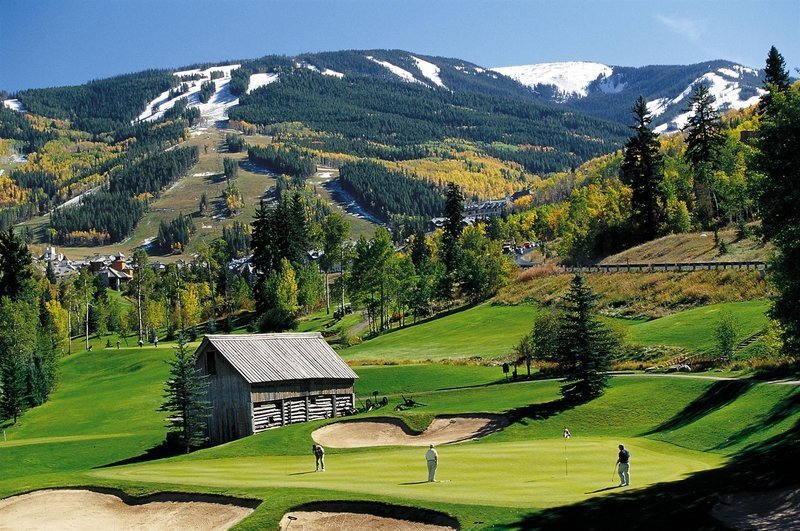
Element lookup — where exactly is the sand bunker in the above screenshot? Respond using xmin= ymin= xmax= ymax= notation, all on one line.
xmin=712 ymin=486 xmax=800 ymax=530
xmin=312 ymin=415 xmax=508 ymax=448
xmin=0 ymin=489 xmax=255 ymax=531
xmin=280 ymin=511 xmax=456 ymax=530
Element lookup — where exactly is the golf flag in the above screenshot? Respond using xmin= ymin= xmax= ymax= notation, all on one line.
xmin=563 ymin=427 xmax=571 ymax=439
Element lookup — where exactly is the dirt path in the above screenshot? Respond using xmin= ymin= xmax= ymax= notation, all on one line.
xmin=0 ymin=489 xmax=254 ymax=530
xmin=279 ymin=511 xmax=456 ymax=530
xmin=312 ymin=415 xmax=508 ymax=448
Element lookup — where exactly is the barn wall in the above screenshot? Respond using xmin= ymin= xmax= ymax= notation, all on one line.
xmin=196 ymin=347 xmax=252 ymax=444
xmin=250 ymin=379 xmax=355 ymax=435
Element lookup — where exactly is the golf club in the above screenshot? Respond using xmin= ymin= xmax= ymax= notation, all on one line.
xmin=611 ymin=462 xmax=618 ymax=484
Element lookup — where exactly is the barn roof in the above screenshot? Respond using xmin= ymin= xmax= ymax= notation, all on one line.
xmin=199 ymin=333 xmax=358 ymax=384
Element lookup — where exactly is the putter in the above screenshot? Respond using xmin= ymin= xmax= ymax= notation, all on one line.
xmin=611 ymin=463 xmax=618 ymax=484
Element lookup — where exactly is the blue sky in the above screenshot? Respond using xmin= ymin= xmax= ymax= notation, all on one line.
xmin=1 ymin=0 xmax=797 ymax=92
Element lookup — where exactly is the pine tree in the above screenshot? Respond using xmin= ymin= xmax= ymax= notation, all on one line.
xmin=621 ymin=96 xmax=665 ymax=241
xmin=683 ymin=83 xmax=725 ymax=232
xmin=199 ymin=192 xmax=208 ymax=216
xmin=554 ymin=274 xmax=616 ymax=403
xmin=1 ymin=353 xmax=28 ymax=423
xmin=759 ymin=46 xmax=791 ymax=115
xmin=223 ymin=157 xmax=238 ymax=183
xmin=159 ymin=333 xmax=210 ymax=453
xmin=440 ymin=182 xmax=464 ymax=296
xmin=755 ymin=84 xmax=800 ymax=353
xmin=0 ymin=228 xmax=33 ymax=299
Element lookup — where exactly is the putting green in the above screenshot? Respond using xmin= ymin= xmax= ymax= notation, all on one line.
xmin=91 ymin=437 xmax=722 ymax=509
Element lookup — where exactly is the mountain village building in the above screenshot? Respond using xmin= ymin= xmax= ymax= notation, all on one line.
xmin=194 ymin=333 xmax=358 ymax=444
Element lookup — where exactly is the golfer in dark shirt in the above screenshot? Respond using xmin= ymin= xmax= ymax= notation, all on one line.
xmin=616 ymin=444 xmax=630 ymax=486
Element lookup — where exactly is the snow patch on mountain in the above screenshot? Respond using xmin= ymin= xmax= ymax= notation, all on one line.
xmin=137 ymin=64 xmax=241 ymax=125
xmin=646 ymin=97 xmax=670 ymax=117
xmin=718 ymin=67 xmax=740 ymax=78
xmin=598 ymin=77 xmax=626 ymax=94
xmin=492 ymin=62 xmax=613 ymax=99
xmin=247 ymin=73 xmax=279 ymax=93
xmin=411 ymin=56 xmax=447 ymax=89
xmin=301 ymin=63 xmax=344 ymax=78
xmin=655 ymin=72 xmax=764 ymax=133
xmin=2 ymin=99 xmax=26 ymax=112
xmin=366 ymin=56 xmax=422 ymax=84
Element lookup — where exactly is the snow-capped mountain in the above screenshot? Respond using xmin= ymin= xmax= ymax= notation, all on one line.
xmin=491 ymin=60 xmax=766 ymax=132
xmin=492 ymin=62 xmax=614 ymax=100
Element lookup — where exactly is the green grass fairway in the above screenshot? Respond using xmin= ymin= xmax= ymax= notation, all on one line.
xmin=341 ymin=300 xmax=769 ymax=363
xmin=1 ymin=335 xmax=796 ymax=529
xmin=341 ymin=303 xmax=540 ymax=361
xmin=623 ymin=300 xmax=770 ymax=353
xmin=91 ymin=437 xmax=722 ymax=509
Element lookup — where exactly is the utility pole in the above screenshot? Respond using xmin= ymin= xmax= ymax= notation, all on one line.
xmin=84 ymin=276 xmax=89 ymax=351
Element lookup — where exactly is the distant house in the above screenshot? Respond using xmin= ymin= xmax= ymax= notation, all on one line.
xmin=194 ymin=333 xmax=359 ymax=444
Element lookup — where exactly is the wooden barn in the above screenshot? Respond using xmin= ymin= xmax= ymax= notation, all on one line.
xmin=194 ymin=333 xmax=359 ymax=444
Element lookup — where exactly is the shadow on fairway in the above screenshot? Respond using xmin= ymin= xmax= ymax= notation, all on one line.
xmin=95 ymin=440 xmax=183 ymax=468
xmin=644 ymin=380 xmax=753 ymax=435
xmin=713 ymin=389 xmax=800 ymax=451
xmin=584 ymin=486 xmax=623 ymax=494
xmin=509 ymin=421 xmax=800 ymax=530
xmin=507 ymin=398 xmax=576 ymax=423
xmin=288 ymin=471 xmax=317 ymax=476
xmin=399 ymin=481 xmax=430 ymax=485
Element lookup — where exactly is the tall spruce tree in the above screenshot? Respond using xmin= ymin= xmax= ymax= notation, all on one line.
xmin=1 ymin=353 xmax=28 ymax=424
xmin=755 ymin=84 xmax=800 ymax=354
xmin=0 ymin=228 xmax=33 ymax=299
xmin=683 ymin=83 xmax=725 ymax=232
xmin=159 ymin=333 xmax=210 ymax=453
xmin=621 ymin=96 xmax=665 ymax=241
xmin=440 ymin=182 xmax=464 ymax=297
xmin=555 ymin=274 xmax=616 ymax=402
xmin=759 ymin=46 xmax=791 ymax=115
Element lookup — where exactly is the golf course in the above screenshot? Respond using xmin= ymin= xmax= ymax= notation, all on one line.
xmin=1 ymin=297 xmax=797 ymax=529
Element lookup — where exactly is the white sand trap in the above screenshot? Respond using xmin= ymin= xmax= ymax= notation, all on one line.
xmin=0 ymin=489 xmax=255 ymax=530
xmin=712 ymin=486 xmax=800 ymax=530
xmin=312 ymin=415 xmax=508 ymax=448
xmin=279 ymin=511 xmax=456 ymax=530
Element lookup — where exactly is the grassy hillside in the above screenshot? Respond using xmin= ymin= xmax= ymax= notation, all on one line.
xmin=1 ymin=339 xmax=795 ymax=529
xmin=339 ymin=299 xmax=770 ymax=363
xmin=599 ymin=228 xmax=771 ymax=265
xmin=497 ymin=268 xmax=771 ymax=319
xmin=22 ymin=128 xmax=376 ymax=262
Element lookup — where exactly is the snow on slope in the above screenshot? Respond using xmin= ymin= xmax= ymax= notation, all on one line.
xmin=491 ymin=62 xmax=612 ymax=99
xmin=411 ymin=56 xmax=447 ymax=89
xmin=300 ymin=63 xmax=344 ymax=78
xmin=247 ymin=73 xmax=279 ymax=94
xmin=137 ymin=64 xmax=241 ymax=125
xmin=646 ymin=97 xmax=670 ymax=117
xmin=655 ymin=72 xmax=764 ymax=133
xmin=2 ymin=99 xmax=26 ymax=112
xmin=366 ymin=56 xmax=423 ymax=85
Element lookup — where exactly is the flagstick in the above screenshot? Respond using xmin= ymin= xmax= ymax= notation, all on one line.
xmin=564 ymin=440 xmax=568 ymax=477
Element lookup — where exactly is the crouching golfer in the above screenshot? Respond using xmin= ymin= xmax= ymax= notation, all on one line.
xmin=426 ymin=444 xmax=438 ymax=482
xmin=313 ymin=444 xmax=325 ymax=472
xmin=616 ymin=444 xmax=630 ymax=486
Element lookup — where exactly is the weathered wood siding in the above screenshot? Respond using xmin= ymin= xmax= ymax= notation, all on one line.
xmin=250 ymin=379 xmax=354 ymax=402
xmin=196 ymin=348 xmax=252 ymax=444
xmin=249 ymin=380 xmax=355 ymax=435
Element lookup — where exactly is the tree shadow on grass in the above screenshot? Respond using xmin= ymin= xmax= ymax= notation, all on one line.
xmin=507 ymin=397 xmax=577 ymax=424
xmin=713 ymin=389 xmax=800 ymax=451
xmin=94 ymin=440 xmax=183 ymax=468
xmin=644 ymin=380 xmax=753 ymax=435
xmin=509 ymin=421 xmax=800 ymax=530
